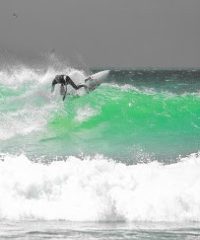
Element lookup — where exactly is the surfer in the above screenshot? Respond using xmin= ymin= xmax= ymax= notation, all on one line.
xmin=51 ymin=75 xmax=87 ymax=101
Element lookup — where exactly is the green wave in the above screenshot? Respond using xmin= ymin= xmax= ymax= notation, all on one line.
xmin=48 ymin=85 xmax=200 ymax=160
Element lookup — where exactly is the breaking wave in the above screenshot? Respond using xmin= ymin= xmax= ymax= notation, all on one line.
xmin=0 ymin=153 xmax=200 ymax=222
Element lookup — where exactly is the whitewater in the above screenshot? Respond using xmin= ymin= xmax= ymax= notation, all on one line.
xmin=0 ymin=64 xmax=200 ymax=239
xmin=1 ymin=153 xmax=200 ymax=222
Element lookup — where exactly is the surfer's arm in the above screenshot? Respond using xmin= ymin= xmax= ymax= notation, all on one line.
xmin=51 ymin=79 xmax=57 ymax=92
xmin=51 ymin=76 xmax=61 ymax=92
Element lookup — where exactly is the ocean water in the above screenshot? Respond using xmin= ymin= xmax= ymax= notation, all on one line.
xmin=0 ymin=65 xmax=200 ymax=239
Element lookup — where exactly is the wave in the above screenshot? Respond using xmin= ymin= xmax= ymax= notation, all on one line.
xmin=0 ymin=66 xmax=200 ymax=160
xmin=0 ymin=153 xmax=200 ymax=222
xmin=47 ymin=84 xmax=200 ymax=159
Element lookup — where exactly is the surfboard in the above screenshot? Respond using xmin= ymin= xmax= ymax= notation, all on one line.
xmin=85 ymin=70 xmax=110 ymax=91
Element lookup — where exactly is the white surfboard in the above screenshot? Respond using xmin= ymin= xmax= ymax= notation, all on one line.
xmin=85 ymin=70 xmax=110 ymax=91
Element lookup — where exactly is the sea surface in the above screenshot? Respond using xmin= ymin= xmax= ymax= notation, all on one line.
xmin=0 ymin=65 xmax=200 ymax=239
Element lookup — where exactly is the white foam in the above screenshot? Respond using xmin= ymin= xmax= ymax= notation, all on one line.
xmin=0 ymin=153 xmax=200 ymax=222
xmin=0 ymin=105 xmax=54 ymax=140
xmin=106 ymin=83 xmax=140 ymax=92
xmin=0 ymin=65 xmax=87 ymax=87
xmin=75 ymin=105 xmax=99 ymax=122
xmin=106 ymin=83 xmax=178 ymax=98
xmin=0 ymin=65 xmax=89 ymax=139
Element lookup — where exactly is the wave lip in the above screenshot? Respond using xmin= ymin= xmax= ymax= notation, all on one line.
xmin=0 ymin=153 xmax=200 ymax=222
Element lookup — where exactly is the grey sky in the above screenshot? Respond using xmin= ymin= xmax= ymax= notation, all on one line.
xmin=0 ymin=0 xmax=200 ymax=68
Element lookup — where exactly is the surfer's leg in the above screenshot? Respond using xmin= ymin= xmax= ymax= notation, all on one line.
xmin=85 ymin=77 xmax=92 ymax=82
xmin=63 ymin=92 xmax=66 ymax=101
xmin=60 ymin=84 xmax=66 ymax=95
xmin=62 ymin=87 xmax=67 ymax=101
xmin=77 ymin=84 xmax=87 ymax=89
xmin=68 ymin=79 xmax=87 ymax=90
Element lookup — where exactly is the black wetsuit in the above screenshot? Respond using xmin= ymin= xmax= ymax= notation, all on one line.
xmin=51 ymin=75 xmax=87 ymax=100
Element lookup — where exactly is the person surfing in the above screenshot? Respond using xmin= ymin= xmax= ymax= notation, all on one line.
xmin=51 ymin=74 xmax=87 ymax=101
